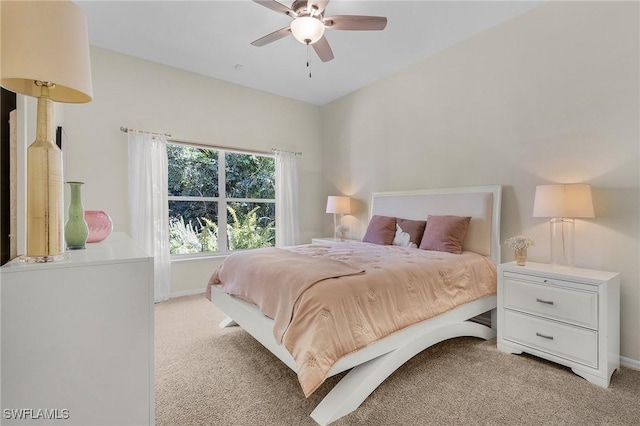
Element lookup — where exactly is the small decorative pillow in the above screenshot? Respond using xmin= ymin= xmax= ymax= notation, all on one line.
xmin=393 ymin=218 xmax=427 ymax=248
xmin=362 ymin=215 xmax=396 ymax=245
xmin=419 ymin=215 xmax=471 ymax=254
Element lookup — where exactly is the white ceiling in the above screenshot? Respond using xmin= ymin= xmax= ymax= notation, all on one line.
xmin=76 ymin=1 xmax=542 ymax=106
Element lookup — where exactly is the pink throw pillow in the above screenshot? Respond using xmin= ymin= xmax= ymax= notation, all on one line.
xmin=419 ymin=215 xmax=471 ymax=254
xmin=362 ymin=215 xmax=396 ymax=245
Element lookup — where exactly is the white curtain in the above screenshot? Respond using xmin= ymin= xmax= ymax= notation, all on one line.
xmin=274 ymin=151 xmax=300 ymax=247
xmin=127 ymin=130 xmax=171 ymax=302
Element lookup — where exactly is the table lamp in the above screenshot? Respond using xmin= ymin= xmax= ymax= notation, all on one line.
xmin=533 ymin=184 xmax=594 ymax=268
xmin=326 ymin=196 xmax=351 ymax=241
xmin=1 ymin=0 xmax=93 ymax=262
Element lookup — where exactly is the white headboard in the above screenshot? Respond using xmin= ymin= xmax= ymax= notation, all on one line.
xmin=370 ymin=185 xmax=502 ymax=264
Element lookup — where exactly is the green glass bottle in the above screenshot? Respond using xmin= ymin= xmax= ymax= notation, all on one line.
xmin=64 ymin=181 xmax=89 ymax=250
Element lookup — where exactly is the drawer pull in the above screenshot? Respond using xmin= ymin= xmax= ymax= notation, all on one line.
xmin=536 ymin=298 xmax=554 ymax=305
xmin=536 ymin=332 xmax=554 ymax=340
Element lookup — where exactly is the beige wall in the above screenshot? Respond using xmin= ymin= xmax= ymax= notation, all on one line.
xmin=63 ymin=47 xmax=325 ymax=296
xmin=322 ymin=1 xmax=639 ymax=362
xmin=59 ymin=2 xmax=639 ymax=362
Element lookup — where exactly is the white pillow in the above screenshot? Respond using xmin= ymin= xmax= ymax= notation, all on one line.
xmin=393 ymin=223 xmax=417 ymax=248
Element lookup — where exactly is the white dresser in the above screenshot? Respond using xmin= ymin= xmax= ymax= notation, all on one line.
xmin=497 ymin=261 xmax=620 ymax=388
xmin=0 ymin=232 xmax=154 ymax=425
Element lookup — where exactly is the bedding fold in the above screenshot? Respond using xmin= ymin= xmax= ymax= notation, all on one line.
xmin=208 ymin=247 xmax=365 ymax=343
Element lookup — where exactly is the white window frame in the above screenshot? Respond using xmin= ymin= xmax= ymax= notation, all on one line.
xmin=167 ymin=142 xmax=276 ymax=260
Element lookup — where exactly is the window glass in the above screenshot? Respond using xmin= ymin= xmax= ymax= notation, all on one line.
xmin=167 ymin=144 xmax=218 ymax=197
xmin=227 ymin=201 xmax=275 ymax=250
xmin=168 ymin=200 xmax=218 ymax=254
xmin=225 ymin=152 xmax=275 ymax=199
xmin=167 ymin=144 xmax=275 ymax=255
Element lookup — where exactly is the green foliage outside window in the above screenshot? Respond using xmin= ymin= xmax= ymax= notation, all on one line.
xmin=167 ymin=143 xmax=275 ymax=255
xmin=227 ymin=204 xmax=275 ymax=250
xmin=169 ymin=217 xmax=219 ymax=254
xmin=226 ymin=152 xmax=275 ymax=199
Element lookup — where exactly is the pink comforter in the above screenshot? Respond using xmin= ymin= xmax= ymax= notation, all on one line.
xmin=208 ymin=242 xmax=496 ymax=397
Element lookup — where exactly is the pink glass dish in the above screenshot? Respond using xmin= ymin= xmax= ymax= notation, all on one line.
xmin=84 ymin=210 xmax=113 ymax=243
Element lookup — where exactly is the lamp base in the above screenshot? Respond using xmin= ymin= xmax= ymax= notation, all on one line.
xmin=333 ymin=213 xmax=345 ymax=241
xmin=550 ymin=217 xmax=574 ymax=268
xmin=19 ymin=252 xmax=69 ymax=263
xmin=25 ymin=90 xmax=66 ymax=260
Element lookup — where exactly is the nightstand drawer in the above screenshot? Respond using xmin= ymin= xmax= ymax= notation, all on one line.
xmin=503 ymin=310 xmax=598 ymax=368
xmin=504 ymin=278 xmax=598 ymax=329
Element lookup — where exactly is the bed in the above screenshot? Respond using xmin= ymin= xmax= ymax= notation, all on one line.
xmin=207 ymin=185 xmax=502 ymax=425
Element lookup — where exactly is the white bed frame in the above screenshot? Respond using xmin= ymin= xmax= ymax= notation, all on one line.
xmin=210 ymin=185 xmax=502 ymax=425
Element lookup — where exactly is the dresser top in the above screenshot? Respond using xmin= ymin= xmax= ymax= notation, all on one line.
xmin=0 ymin=232 xmax=150 ymax=273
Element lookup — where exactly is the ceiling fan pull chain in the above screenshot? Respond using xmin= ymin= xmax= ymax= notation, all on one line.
xmin=307 ymin=43 xmax=312 ymax=79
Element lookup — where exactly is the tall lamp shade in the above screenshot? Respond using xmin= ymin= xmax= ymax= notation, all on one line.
xmin=1 ymin=1 xmax=93 ymax=102
xmin=326 ymin=196 xmax=351 ymax=240
xmin=1 ymin=0 xmax=93 ymax=262
xmin=533 ymin=184 xmax=594 ymax=267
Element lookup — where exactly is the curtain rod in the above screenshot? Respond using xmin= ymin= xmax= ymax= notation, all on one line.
xmin=120 ymin=126 xmax=302 ymax=157
xmin=170 ymin=137 xmax=275 ymax=156
xmin=120 ymin=126 xmax=172 ymax=137
xmin=271 ymin=148 xmax=302 ymax=156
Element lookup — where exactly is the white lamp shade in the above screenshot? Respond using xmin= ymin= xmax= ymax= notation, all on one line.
xmin=533 ymin=184 xmax=595 ymax=218
xmin=290 ymin=16 xmax=325 ymax=45
xmin=326 ymin=196 xmax=351 ymax=215
xmin=1 ymin=0 xmax=93 ymax=103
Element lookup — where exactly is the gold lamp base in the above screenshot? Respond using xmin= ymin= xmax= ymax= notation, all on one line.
xmin=21 ymin=84 xmax=66 ymax=262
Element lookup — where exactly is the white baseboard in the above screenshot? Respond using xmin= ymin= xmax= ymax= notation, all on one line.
xmin=621 ymin=356 xmax=640 ymax=371
xmin=170 ymin=288 xmax=205 ymax=299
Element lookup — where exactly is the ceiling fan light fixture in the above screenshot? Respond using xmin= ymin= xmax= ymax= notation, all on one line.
xmin=290 ymin=16 xmax=325 ymax=45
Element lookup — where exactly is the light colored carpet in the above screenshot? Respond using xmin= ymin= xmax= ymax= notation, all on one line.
xmin=155 ymin=294 xmax=640 ymax=425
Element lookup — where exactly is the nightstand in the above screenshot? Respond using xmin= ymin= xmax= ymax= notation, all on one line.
xmin=311 ymin=237 xmax=360 ymax=244
xmin=497 ymin=261 xmax=620 ymax=388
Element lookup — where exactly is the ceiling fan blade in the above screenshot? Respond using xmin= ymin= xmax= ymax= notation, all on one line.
xmin=312 ymin=36 xmax=334 ymax=62
xmin=324 ymin=15 xmax=387 ymax=31
xmin=251 ymin=27 xmax=292 ymax=47
xmin=307 ymin=0 xmax=329 ymax=15
xmin=253 ymin=0 xmax=296 ymax=17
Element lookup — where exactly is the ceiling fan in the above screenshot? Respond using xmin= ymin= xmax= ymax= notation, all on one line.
xmin=251 ymin=0 xmax=387 ymax=62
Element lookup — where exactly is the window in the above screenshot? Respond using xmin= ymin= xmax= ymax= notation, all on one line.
xmin=167 ymin=143 xmax=275 ymax=256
